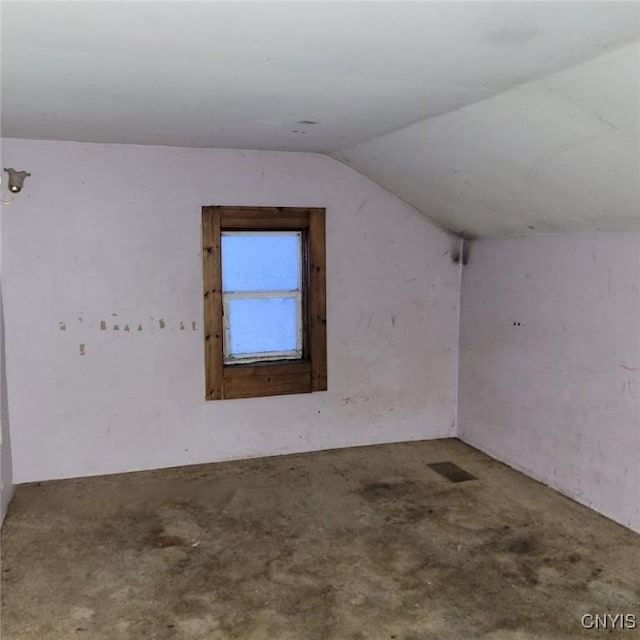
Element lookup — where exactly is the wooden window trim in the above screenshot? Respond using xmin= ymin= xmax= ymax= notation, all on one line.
xmin=202 ymin=206 xmax=327 ymax=400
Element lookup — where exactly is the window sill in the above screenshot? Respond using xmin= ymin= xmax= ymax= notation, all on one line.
xmin=220 ymin=359 xmax=312 ymax=400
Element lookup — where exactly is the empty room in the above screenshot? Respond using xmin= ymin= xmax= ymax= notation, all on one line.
xmin=1 ymin=1 xmax=639 ymax=639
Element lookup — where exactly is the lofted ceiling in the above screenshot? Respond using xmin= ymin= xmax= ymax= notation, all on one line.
xmin=1 ymin=1 xmax=639 ymax=236
xmin=335 ymin=40 xmax=640 ymax=235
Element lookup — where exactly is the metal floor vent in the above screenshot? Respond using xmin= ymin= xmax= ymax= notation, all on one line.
xmin=427 ymin=461 xmax=476 ymax=483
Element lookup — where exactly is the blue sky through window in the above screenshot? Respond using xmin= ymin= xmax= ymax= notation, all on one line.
xmin=227 ymin=297 xmax=298 ymax=355
xmin=222 ymin=233 xmax=300 ymax=292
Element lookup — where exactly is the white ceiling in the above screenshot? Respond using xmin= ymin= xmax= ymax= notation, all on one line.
xmin=335 ymin=40 xmax=640 ymax=235
xmin=2 ymin=1 xmax=639 ymax=235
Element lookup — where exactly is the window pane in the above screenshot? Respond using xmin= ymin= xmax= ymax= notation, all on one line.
xmin=226 ymin=296 xmax=299 ymax=358
xmin=222 ymin=232 xmax=301 ymax=292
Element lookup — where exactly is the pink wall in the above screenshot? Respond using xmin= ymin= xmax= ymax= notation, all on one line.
xmin=1 ymin=138 xmax=461 ymax=483
xmin=1 ymin=193 xmax=14 ymax=523
xmin=459 ymin=233 xmax=640 ymax=533
xmin=0 ymin=283 xmax=14 ymax=525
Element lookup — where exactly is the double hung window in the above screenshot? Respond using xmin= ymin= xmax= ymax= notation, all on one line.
xmin=202 ymin=206 xmax=327 ymax=400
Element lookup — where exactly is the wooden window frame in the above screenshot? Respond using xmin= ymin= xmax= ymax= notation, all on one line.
xmin=202 ymin=206 xmax=327 ymax=400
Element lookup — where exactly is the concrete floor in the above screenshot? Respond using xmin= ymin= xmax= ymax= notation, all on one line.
xmin=1 ymin=439 xmax=639 ymax=640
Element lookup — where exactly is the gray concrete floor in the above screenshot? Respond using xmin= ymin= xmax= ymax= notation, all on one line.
xmin=1 ymin=439 xmax=639 ymax=640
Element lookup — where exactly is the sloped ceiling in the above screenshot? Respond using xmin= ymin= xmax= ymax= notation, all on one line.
xmin=335 ymin=41 xmax=640 ymax=235
xmin=2 ymin=1 xmax=639 ymax=236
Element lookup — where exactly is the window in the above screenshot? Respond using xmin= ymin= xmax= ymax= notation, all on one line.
xmin=221 ymin=232 xmax=303 ymax=363
xmin=202 ymin=206 xmax=327 ymax=400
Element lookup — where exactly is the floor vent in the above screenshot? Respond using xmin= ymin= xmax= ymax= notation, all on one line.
xmin=427 ymin=461 xmax=476 ymax=483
